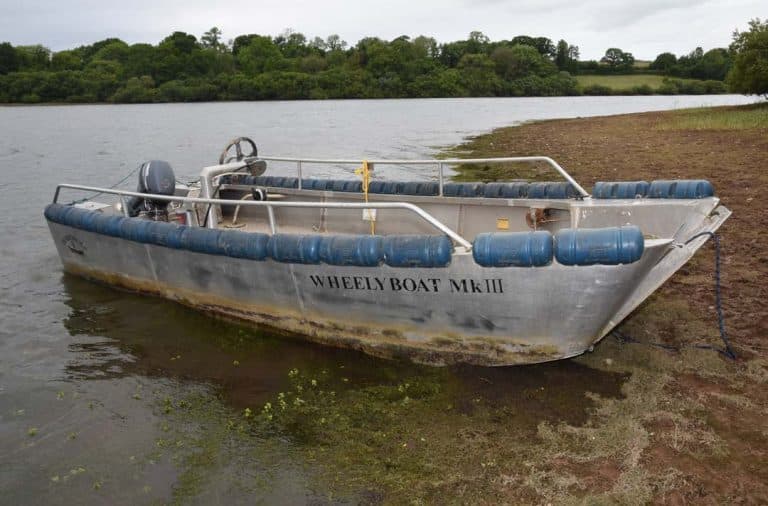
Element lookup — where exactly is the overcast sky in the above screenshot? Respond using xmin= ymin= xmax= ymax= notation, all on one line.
xmin=0 ymin=0 xmax=763 ymax=60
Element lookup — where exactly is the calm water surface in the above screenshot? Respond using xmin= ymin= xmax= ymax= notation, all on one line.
xmin=0 ymin=96 xmax=755 ymax=503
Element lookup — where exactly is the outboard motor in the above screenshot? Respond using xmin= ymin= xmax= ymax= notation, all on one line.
xmin=126 ymin=160 xmax=176 ymax=220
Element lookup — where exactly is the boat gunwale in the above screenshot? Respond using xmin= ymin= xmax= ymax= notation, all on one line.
xmin=52 ymin=182 xmax=474 ymax=250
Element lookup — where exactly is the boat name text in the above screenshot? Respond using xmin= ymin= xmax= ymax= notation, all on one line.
xmin=308 ymin=275 xmax=503 ymax=294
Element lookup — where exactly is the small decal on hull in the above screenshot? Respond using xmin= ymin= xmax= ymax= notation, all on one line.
xmin=62 ymin=234 xmax=86 ymax=255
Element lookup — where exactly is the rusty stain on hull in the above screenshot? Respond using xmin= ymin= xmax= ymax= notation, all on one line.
xmin=63 ymin=262 xmax=568 ymax=366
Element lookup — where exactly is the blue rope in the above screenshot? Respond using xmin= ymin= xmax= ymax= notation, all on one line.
xmin=684 ymin=231 xmax=736 ymax=359
xmin=613 ymin=232 xmax=736 ymax=360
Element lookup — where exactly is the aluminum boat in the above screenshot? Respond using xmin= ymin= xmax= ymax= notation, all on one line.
xmin=45 ymin=137 xmax=730 ymax=366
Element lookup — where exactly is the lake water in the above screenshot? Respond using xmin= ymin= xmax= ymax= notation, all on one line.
xmin=0 ymin=95 xmax=756 ymax=504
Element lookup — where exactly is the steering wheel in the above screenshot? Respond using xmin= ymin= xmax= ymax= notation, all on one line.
xmin=219 ymin=137 xmax=258 ymax=164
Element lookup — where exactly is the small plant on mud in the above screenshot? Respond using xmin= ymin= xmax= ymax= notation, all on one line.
xmin=251 ymin=368 xmax=442 ymax=448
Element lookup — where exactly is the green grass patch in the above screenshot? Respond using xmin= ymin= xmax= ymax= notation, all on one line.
xmin=658 ymin=102 xmax=768 ymax=131
xmin=575 ymin=74 xmax=687 ymax=90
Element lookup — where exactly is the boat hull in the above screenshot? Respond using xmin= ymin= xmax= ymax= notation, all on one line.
xmin=48 ymin=219 xmax=687 ymax=366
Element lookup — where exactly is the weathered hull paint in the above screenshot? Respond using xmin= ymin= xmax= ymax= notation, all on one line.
xmin=46 ymin=219 xmax=693 ymax=366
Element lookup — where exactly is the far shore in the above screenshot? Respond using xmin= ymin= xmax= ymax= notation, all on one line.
xmin=0 ymin=92 xmax=758 ymax=107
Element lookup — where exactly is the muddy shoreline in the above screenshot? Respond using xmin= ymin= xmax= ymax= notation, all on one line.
xmin=444 ymin=103 xmax=768 ymax=502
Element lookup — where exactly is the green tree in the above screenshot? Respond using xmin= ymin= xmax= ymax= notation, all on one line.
xmin=154 ymin=32 xmax=201 ymax=82
xmin=511 ymin=36 xmax=555 ymax=58
xmin=554 ymin=39 xmax=579 ymax=71
xmin=275 ymin=29 xmax=310 ymax=58
xmin=201 ymin=27 xmax=226 ymax=52
xmin=693 ymin=48 xmax=730 ymax=80
xmin=236 ymin=35 xmax=284 ymax=74
xmin=491 ymin=45 xmax=554 ymax=80
xmin=0 ymin=42 xmax=20 ymax=74
xmin=111 ymin=75 xmax=157 ymax=103
xmin=457 ymin=53 xmax=499 ymax=95
xmin=466 ymin=31 xmax=490 ymax=54
xmin=80 ymin=38 xmax=124 ymax=62
xmin=160 ymin=32 xmax=199 ymax=54
xmin=325 ymin=34 xmax=347 ymax=51
xmin=309 ymin=37 xmax=327 ymax=51
xmin=51 ymin=50 xmax=83 ymax=71
xmin=90 ymin=40 xmax=129 ymax=62
xmin=650 ymin=52 xmax=677 ymax=72
xmin=300 ymin=54 xmax=327 ymax=73
xmin=438 ymin=40 xmax=470 ymax=67
xmin=727 ymin=18 xmax=768 ymax=97
xmin=603 ymin=48 xmax=634 ymax=71
xmin=603 ymin=48 xmax=623 ymax=66
xmin=15 ymin=45 xmax=51 ymax=70
xmin=123 ymin=43 xmax=156 ymax=78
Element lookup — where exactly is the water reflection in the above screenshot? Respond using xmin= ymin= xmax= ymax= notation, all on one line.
xmin=61 ymin=274 xmax=628 ymax=431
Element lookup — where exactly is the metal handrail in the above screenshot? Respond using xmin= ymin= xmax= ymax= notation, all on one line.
xmin=259 ymin=155 xmax=590 ymax=198
xmin=52 ymin=183 xmax=473 ymax=250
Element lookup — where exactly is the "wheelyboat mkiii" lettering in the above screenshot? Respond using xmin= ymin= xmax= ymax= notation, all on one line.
xmin=44 ymin=137 xmax=729 ymax=366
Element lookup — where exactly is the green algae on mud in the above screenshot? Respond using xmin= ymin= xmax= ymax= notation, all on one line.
xmin=148 ymin=361 xmax=630 ymax=503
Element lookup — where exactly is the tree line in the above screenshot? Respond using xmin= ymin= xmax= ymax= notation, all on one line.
xmin=0 ymin=22 xmax=764 ymax=103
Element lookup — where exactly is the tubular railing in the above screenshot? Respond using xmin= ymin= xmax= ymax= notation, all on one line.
xmin=52 ymin=184 xmax=473 ymax=250
xmin=258 ymin=155 xmax=590 ymax=198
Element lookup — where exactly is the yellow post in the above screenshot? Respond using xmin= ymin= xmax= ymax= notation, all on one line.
xmin=354 ymin=160 xmax=375 ymax=235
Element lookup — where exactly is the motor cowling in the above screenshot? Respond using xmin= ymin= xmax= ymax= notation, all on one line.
xmin=127 ymin=160 xmax=176 ymax=220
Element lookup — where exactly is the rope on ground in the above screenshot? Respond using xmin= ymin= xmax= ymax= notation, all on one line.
xmin=684 ymin=231 xmax=736 ymax=359
xmin=612 ymin=232 xmax=736 ymax=360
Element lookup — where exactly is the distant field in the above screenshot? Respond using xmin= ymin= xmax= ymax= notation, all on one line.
xmin=575 ymin=74 xmax=691 ymax=90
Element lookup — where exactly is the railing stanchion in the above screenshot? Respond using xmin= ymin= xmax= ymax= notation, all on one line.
xmin=119 ymin=196 xmax=129 ymax=217
xmin=297 ymin=161 xmax=303 ymax=189
xmin=267 ymin=205 xmax=277 ymax=234
xmin=437 ymin=162 xmax=444 ymax=196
